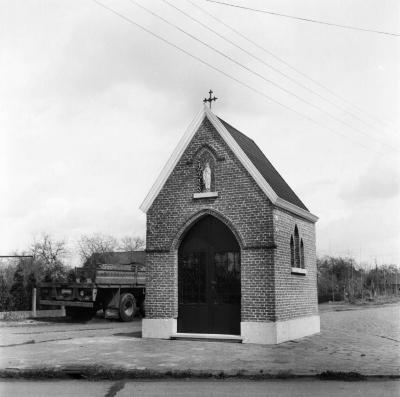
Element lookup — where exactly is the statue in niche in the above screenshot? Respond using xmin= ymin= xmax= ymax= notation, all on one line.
xmin=195 ymin=161 xmax=204 ymax=192
xmin=202 ymin=162 xmax=212 ymax=191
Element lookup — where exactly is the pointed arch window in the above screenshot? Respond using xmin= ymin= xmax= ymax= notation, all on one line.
xmin=291 ymin=225 xmax=306 ymax=275
xmin=294 ymin=225 xmax=300 ymax=267
xmin=290 ymin=235 xmax=295 ymax=268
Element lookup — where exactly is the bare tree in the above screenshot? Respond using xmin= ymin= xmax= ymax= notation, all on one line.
xmin=119 ymin=236 xmax=145 ymax=251
xmin=77 ymin=233 xmax=118 ymax=264
xmin=30 ymin=234 xmax=68 ymax=282
xmin=31 ymin=234 xmax=67 ymax=266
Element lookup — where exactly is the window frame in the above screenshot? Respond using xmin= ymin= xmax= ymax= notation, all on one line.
xmin=291 ymin=225 xmax=307 ymax=275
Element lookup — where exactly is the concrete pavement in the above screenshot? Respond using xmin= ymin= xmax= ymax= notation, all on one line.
xmin=0 ymin=303 xmax=399 ymax=379
xmin=0 ymin=317 xmax=140 ymax=347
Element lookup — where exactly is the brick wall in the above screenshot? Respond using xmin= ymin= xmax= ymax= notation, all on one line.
xmin=146 ymin=117 xmax=276 ymax=322
xmin=145 ymin=116 xmax=317 ymax=324
xmin=273 ymin=207 xmax=318 ymax=320
xmin=147 ymin=117 xmax=274 ymax=251
xmin=241 ymin=249 xmax=275 ymax=321
xmin=145 ymin=251 xmax=177 ymax=319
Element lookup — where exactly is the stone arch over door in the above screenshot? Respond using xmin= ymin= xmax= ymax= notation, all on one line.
xmin=177 ymin=214 xmax=241 ymax=335
xmin=171 ymin=209 xmax=245 ymax=252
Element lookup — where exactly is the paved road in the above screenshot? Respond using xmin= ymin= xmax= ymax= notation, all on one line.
xmin=1 ymin=303 xmax=398 ymax=347
xmin=0 ymin=379 xmax=399 ymax=397
xmin=0 ymin=304 xmax=399 ymax=377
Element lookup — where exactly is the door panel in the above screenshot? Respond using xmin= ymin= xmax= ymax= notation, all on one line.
xmin=214 ymin=252 xmax=241 ymax=305
xmin=179 ymin=253 xmax=206 ymax=304
xmin=212 ymin=251 xmax=241 ymax=334
xmin=178 ymin=252 xmax=208 ymax=333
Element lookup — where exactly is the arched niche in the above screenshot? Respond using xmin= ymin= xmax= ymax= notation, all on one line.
xmin=192 ymin=145 xmax=217 ymax=193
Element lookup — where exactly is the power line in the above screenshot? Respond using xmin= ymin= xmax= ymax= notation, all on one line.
xmin=163 ymin=0 xmax=394 ymax=145
xmin=205 ymin=0 xmax=400 ymax=37
xmin=189 ymin=0 xmax=397 ymax=134
xmin=91 ymin=0 xmax=382 ymax=153
xmin=128 ymin=0 xmax=397 ymax=152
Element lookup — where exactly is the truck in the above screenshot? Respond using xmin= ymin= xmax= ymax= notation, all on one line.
xmin=38 ymin=251 xmax=146 ymax=322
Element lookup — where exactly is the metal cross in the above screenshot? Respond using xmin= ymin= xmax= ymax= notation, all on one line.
xmin=203 ymin=90 xmax=217 ymax=109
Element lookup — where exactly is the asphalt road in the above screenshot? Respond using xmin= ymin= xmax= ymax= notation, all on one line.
xmin=0 ymin=379 xmax=399 ymax=397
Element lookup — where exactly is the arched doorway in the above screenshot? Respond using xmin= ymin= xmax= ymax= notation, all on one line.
xmin=178 ymin=215 xmax=241 ymax=335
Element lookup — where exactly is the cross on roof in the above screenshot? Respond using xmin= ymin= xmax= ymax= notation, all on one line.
xmin=203 ymin=90 xmax=217 ymax=109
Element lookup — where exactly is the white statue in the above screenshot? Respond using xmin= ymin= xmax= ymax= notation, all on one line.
xmin=202 ymin=162 xmax=212 ymax=191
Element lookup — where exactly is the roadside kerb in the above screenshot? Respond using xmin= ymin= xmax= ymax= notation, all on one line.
xmin=1 ymin=365 xmax=399 ymax=381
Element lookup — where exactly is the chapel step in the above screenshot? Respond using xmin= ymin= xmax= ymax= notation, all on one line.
xmin=171 ymin=333 xmax=242 ymax=343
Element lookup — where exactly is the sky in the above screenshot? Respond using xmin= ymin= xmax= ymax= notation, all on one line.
xmin=1 ymin=0 xmax=399 ymax=267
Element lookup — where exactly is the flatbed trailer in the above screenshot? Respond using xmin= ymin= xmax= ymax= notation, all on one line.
xmin=38 ymin=254 xmax=146 ymax=321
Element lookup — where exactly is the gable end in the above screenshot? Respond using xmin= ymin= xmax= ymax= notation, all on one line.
xmin=140 ymin=106 xmax=318 ymax=223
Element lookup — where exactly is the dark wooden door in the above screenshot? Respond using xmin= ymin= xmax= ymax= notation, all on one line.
xmin=178 ymin=216 xmax=241 ymax=335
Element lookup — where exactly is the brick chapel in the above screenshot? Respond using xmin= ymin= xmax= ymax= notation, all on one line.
xmin=140 ymin=104 xmax=320 ymax=344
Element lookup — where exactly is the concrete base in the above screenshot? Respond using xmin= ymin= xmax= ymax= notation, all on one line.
xmin=241 ymin=321 xmax=277 ymax=344
xmin=142 ymin=318 xmax=177 ymax=339
xmin=172 ymin=333 xmax=242 ymax=342
xmin=275 ymin=315 xmax=320 ymax=343
xmin=142 ymin=315 xmax=320 ymax=344
xmin=241 ymin=315 xmax=320 ymax=344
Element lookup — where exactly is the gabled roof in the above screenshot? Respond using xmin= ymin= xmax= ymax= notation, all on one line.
xmin=218 ymin=118 xmax=308 ymax=211
xmin=140 ymin=106 xmax=318 ymax=222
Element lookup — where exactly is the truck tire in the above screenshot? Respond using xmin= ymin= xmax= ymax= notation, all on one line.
xmin=66 ymin=307 xmax=96 ymax=321
xmin=119 ymin=293 xmax=137 ymax=322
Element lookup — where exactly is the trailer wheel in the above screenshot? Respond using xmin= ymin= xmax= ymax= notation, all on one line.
xmin=66 ymin=307 xmax=96 ymax=321
xmin=119 ymin=293 xmax=137 ymax=322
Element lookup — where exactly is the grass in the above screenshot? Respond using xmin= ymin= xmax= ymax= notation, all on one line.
xmin=2 ymin=366 xmax=398 ymax=381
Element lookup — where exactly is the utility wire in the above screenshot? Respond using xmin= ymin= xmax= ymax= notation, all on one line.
xmin=190 ymin=0 xmax=397 ymax=132
xmin=205 ymin=0 xmax=400 ymax=37
xmin=163 ymin=0 xmax=391 ymax=143
xmin=92 ymin=0 xmax=383 ymax=154
xmin=127 ymin=0 xmax=397 ymax=151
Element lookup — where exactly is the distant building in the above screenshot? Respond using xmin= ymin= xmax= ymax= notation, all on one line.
xmin=84 ymin=251 xmax=146 ymax=267
xmin=140 ymin=105 xmax=319 ymax=344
